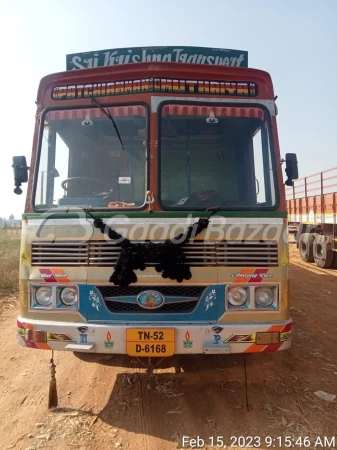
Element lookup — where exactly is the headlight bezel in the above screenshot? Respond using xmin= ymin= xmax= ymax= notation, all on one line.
xmin=30 ymin=284 xmax=79 ymax=311
xmin=226 ymin=284 xmax=279 ymax=311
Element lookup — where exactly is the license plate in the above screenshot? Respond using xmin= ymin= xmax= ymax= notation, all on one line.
xmin=126 ymin=328 xmax=175 ymax=357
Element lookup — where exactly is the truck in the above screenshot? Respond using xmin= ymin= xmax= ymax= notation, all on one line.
xmin=13 ymin=46 xmax=297 ymax=358
xmin=287 ymin=166 xmax=337 ymax=268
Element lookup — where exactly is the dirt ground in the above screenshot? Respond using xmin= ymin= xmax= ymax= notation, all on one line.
xmin=0 ymin=246 xmax=336 ymax=450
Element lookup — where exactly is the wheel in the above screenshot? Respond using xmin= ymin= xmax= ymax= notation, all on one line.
xmin=298 ymin=232 xmax=316 ymax=262
xmin=313 ymin=235 xmax=334 ymax=269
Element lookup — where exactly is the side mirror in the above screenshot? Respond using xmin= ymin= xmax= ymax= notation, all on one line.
xmin=12 ymin=156 xmax=29 ymax=195
xmin=284 ymin=153 xmax=298 ymax=187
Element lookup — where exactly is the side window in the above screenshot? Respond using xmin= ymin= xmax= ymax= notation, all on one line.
xmin=35 ymin=126 xmax=50 ymax=206
xmin=252 ymin=123 xmax=275 ymax=206
xmin=53 ymin=134 xmax=69 ymax=202
xmin=253 ymin=128 xmax=266 ymax=204
xmin=36 ymin=126 xmax=70 ymax=207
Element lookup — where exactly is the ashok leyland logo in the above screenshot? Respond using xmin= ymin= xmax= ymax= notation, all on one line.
xmin=231 ymin=269 xmax=273 ymax=283
xmin=137 ymin=290 xmax=165 ymax=310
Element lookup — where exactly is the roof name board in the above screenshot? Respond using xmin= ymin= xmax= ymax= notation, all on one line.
xmin=66 ymin=46 xmax=248 ymax=70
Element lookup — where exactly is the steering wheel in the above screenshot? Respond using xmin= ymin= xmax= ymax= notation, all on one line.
xmin=61 ymin=177 xmax=113 ymax=196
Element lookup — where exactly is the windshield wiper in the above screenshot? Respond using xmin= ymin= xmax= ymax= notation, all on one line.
xmin=90 ymin=96 xmax=124 ymax=151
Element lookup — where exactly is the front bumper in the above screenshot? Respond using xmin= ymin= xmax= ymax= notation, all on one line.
xmin=17 ymin=317 xmax=292 ymax=354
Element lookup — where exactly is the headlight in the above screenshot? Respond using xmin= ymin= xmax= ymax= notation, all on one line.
xmin=60 ymin=287 xmax=78 ymax=306
xmin=228 ymin=287 xmax=248 ymax=306
xmin=254 ymin=287 xmax=274 ymax=307
xmin=35 ymin=286 xmax=52 ymax=306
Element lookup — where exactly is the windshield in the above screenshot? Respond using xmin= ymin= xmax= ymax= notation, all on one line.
xmin=34 ymin=105 xmax=147 ymax=209
xmin=159 ymin=104 xmax=277 ymax=210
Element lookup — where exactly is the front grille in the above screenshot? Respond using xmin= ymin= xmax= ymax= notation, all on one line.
xmin=216 ymin=241 xmax=278 ymax=266
xmin=97 ymin=285 xmax=204 ymax=315
xmin=31 ymin=240 xmax=278 ymax=267
xmin=31 ymin=241 xmax=88 ymax=266
xmin=88 ymin=240 xmax=217 ymax=266
xmin=96 ymin=285 xmax=204 ymax=298
xmin=104 ymin=300 xmax=197 ymax=314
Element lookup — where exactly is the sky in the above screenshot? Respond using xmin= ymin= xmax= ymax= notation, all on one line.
xmin=1 ymin=0 xmax=337 ymax=218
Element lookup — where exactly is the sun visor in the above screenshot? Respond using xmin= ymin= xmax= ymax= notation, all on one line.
xmin=161 ymin=105 xmax=264 ymax=119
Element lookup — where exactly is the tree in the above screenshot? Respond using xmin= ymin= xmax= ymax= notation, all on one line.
xmin=9 ymin=214 xmax=15 ymax=221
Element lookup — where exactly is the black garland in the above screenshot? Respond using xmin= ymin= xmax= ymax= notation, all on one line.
xmin=93 ymin=217 xmax=210 ymax=287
